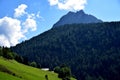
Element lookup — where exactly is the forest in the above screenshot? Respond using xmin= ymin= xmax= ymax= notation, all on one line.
xmin=11 ymin=21 xmax=120 ymax=80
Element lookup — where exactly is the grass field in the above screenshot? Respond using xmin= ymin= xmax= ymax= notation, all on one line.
xmin=0 ymin=57 xmax=75 ymax=80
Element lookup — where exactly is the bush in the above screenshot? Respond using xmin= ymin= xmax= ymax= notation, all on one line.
xmin=54 ymin=66 xmax=60 ymax=73
xmin=45 ymin=75 xmax=49 ymax=80
xmin=29 ymin=61 xmax=37 ymax=67
xmin=58 ymin=66 xmax=71 ymax=79
xmin=54 ymin=65 xmax=71 ymax=80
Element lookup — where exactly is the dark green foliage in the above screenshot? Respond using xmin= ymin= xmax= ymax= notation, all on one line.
xmin=0 ymin=47 xmax=25 ymax=64
xmin=54 ymin=66 xmax=60 ymax=73
xmin=0 ymin=47 xmax=2 ymax=56
xmin=45 ymin=75 xmax=49 ymax=80
xmin=11 ymin=22 xmax=120 ymax=80
xmin=58 ymin=65 xmax=71 ymax=80
xmin=15 ymin=55 xmax=24 ymax=63
xmin=22 ymin=56 xmax=29 ymax=65
xmin=54 ymin=65 xmax=71 ymax=80
xmin=2 ymin=47 xmax=14 ymax=59
xmin=29 ymin=61 xmax=37 ymax=67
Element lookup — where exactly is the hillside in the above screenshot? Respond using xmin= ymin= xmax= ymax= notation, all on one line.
xmin=0 ymin=57 xmax=62 ymax=80
xmin=11 ymin=22 xmax=120 ymax=80
xmin=53 ymin=10 xmax=102 ymax=27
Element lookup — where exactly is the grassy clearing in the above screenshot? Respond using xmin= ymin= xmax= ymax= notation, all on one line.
xmin=0 ymin=57 xmax=75 ymax=80
xmin=0 ymin=57 xmax=60 ymax=80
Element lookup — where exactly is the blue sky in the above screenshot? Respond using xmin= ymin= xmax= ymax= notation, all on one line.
xmin=0 ymin=0 xmax=120 ymax=47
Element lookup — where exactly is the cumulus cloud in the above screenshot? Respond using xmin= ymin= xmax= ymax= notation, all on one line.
xmin=21 ymin=12 xmax=37 ymax=33
xmin=0 ymin=35 xmax=11 ymax=47
xmin=49 ymin=0 xmax=58 ymax=5
xmin=0 ymin=17 xmax=24 ymax=47
xmin=48 ymin=0 xmax=87 ymax=11
xmin=14 ymin=4 xmax=27 ymax=18
xmin=0 ymin=4 xmax=41 ymax=47
xmin=22 ymin=18 xmax=37 ymax=33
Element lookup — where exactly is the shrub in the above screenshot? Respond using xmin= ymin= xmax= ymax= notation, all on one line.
xmin=29 ymin=61 xmax=37 ymax=67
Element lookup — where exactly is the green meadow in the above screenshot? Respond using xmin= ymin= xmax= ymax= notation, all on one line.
xmin=0 ymin=57 xmax=75 ymax=80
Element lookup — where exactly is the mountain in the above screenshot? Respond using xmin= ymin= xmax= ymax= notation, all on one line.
xmin=53 ymin=10 xmax=103 ymax=27
xmin=11 ymin=22 xmax=120 ymax=80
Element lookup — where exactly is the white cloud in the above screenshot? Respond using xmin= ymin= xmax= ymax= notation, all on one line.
xmin=49 ymin=0 xmax=58 ymax=5
xmin=48 ymin=0 xmax=87 ymax=11
xmin=0 ymin=4 xmax=41 ymax=47
xmin=0 ymin=17 xmax=25 ymax=47
xmin=27 ymin=13 xmax=36 ymax=19
xmin=14 ymin=4 xmax=27 ymax=18
xmin=22 ymin=17 xmax=37 ymax=33
xmin=0 ymin=35 xmax=10 ymax=47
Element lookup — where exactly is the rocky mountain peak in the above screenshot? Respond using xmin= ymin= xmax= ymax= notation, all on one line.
xmin=53 ymin=10 xmax=103 ymax=28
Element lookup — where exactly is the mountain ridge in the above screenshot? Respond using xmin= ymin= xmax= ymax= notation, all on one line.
xmin=53 ymin=10 xmax=103 ymax=27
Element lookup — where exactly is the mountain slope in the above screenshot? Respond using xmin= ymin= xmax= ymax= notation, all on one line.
xmin=0 ymin=71 xmax=22 ymax=80
xmin=0 ymin=57 xmax=62 ymax=80
xmin=53 ymin=10 xmax=102 ymax=27
xmin=11 ymin=22 xmax=120 ymax=80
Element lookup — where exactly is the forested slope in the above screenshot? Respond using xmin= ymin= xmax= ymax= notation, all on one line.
xmin=11 ymin=22 xmax=120 ymax=80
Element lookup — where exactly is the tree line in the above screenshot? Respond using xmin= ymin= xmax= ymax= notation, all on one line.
xmin=0 ymin=47 xmax=38 ymax=68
